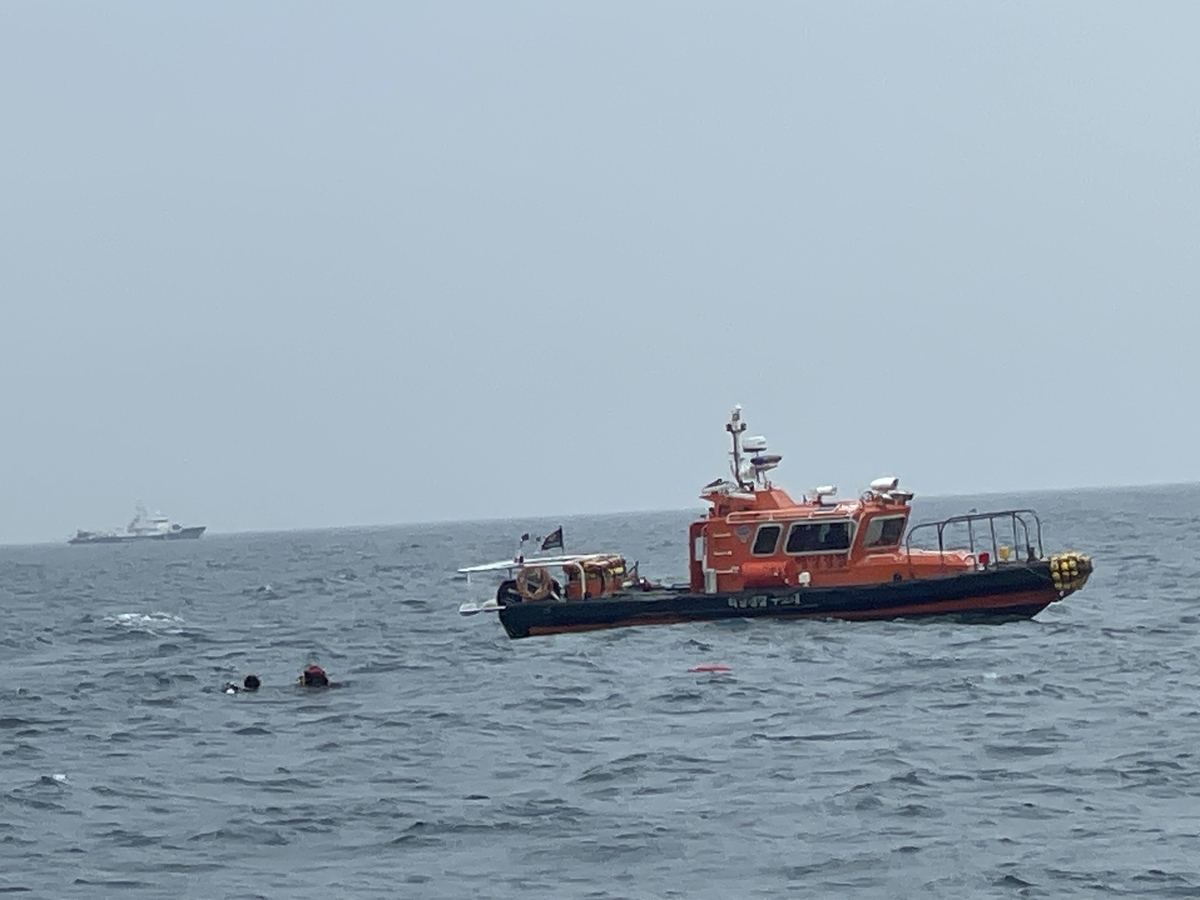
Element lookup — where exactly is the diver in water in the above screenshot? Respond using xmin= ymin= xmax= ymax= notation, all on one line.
xmin=224 ymin=668 xmax=334 ymax=693
xmin=223 ymin=673 xmax=263 ymax=694
xmin=298 ymin=664 xmax=330 ymax=688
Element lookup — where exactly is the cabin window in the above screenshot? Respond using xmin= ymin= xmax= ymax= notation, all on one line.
xmin=752 ymin=524 xmax=781 ymax=555
xmin=785 ymin=520 xmax=854 ymax=554
xmin=863 ymin=515 xmax=907 ymax=549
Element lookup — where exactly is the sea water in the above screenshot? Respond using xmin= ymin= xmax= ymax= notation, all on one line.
xmin=2 ymin=486 xmax=1199 ymax=898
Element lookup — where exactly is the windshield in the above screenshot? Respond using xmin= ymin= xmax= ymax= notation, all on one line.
xmin=863 ymin=515 xmax=907 ymax=549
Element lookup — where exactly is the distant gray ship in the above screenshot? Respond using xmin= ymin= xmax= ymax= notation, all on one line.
xmin=69 ymin=504 xmax=206 ymax=544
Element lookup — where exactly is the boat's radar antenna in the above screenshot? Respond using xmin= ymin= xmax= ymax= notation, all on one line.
xmin=723 ymin=406 xmax=782 ymax=490
xmin=743 ymin=435 xmax=782 ymax=487
xmin=750 ymin=452 xmax=783 ymax=485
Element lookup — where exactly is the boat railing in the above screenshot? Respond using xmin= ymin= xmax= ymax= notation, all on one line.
xmin=905 ymin=509 xmax=1044 ymax=567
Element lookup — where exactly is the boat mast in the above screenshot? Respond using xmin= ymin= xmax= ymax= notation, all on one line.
xmin=726 ymin=405 xmax=749 ymax=491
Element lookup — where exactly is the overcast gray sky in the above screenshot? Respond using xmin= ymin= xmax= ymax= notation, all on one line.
xmin=2 ymin=2 xmax=1197 ymax=544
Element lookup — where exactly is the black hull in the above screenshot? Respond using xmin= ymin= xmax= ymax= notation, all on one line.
xmin=496 ymin=562 xmax=1066 ymax=639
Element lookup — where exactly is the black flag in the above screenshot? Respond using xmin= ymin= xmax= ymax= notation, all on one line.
xmin=540 ymin=526 xmax=564 ymax=551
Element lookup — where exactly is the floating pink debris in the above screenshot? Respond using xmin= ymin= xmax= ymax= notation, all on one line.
xmin=688 ymin=664 xmax=732 ymax=673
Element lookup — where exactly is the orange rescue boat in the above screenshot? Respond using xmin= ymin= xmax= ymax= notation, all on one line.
xmin=458 ymin=406 xmax=1092 ymax=639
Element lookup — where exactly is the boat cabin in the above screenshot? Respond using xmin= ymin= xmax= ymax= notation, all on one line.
xmin=687 ymin=407 xmax=976 ymax=593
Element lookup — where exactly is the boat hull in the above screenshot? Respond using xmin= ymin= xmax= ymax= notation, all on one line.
xmin=165 ymin=526 xmax=206 ymax=540
xmin=68 ymin=526 xmax=206 ymax=544
xmin=496 ymin=562 xmax=1066 ymax=639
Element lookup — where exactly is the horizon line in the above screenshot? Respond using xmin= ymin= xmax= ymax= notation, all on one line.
xmin=2 ymin=478 xmax=1197 ymax=550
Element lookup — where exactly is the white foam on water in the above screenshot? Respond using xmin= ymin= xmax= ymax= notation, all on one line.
xmin=104 ymin=612 xmax=186 ymax=634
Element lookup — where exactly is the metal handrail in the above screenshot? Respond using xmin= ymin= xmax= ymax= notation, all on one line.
xmin=905 ymin=509 xmax=1044 ymax=566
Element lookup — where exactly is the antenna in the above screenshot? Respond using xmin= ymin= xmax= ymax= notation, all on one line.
xmin=750 ymin=453 xmax=783 ymax=487
xmin=722 ymin=407 xmax=787 ymax=490
xmin=726 ymin=405 xmax=748 ymax=490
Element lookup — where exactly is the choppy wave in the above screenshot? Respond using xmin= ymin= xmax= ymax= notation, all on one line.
xmin=2 ymin=490 xmax=1200 ymax=897
xmin=103 ymin=612 xmax=187 ymax=634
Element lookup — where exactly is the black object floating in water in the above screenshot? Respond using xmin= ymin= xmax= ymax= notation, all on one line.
xmin=299 ymin=665 xmax=329 ymax=688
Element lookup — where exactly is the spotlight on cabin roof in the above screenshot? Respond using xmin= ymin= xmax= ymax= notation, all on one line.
xmin=812 ymin=485 xmax=838 ymax=504
xmin=870 ymin=475 xmax=900 ymax=492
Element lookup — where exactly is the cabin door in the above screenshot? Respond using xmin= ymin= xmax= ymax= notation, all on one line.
xmin=693 ymin=532 xmax=717 ymax=594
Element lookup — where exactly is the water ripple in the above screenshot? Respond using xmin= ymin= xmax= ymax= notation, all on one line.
xmin=1 ymin=494 xmax=1198 ymax=897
